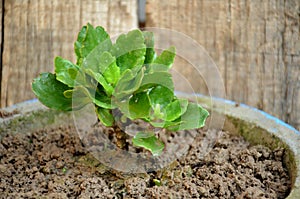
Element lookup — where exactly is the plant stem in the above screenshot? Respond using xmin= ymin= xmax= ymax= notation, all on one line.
xmin=113 ymin=124 xmax=129 ymax=150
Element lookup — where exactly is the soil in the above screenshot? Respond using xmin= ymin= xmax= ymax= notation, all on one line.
xmin=0 ymin=125 xmax=291 ymax=198
xmin=0 ymin=109 xmax=19 ymax=118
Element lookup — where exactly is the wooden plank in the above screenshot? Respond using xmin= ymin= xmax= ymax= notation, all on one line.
xmin=0 ymin=0 xmax=2 ymax=100
xmin=1 ymin=0 xmax=138 ymax=107
xmin=146 ymin=0 xmax=300 ymax=130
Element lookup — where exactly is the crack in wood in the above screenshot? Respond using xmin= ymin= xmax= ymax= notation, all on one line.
xmin=0 ymin=0 xmax=4 ymax=106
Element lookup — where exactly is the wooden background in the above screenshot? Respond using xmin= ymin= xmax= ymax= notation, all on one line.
xmin=0 ymin=0 xmax=299 ymax=130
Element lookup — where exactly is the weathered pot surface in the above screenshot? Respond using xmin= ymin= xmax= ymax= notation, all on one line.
xmin=1 ymin=94 xmax=299 ymax=198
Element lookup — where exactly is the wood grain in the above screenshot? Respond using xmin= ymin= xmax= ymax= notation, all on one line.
xmin=0 ymin=0 xmax=2 ymax=99
xmin=146 ymin=0 xmax=300 ymax=130
xmin=1 ymin=0 xmax=137 ymax=107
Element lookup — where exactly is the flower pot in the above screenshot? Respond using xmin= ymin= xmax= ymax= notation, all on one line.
xmin=1 ymin=95 xmax=299 ymax=198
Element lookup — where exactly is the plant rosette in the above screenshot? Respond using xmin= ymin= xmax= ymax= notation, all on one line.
xmin=32 ymin=23 xmax=210 ymax=172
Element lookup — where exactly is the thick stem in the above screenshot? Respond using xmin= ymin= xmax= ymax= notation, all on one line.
xmin=113 ymin=124 xmax=129 ymax=150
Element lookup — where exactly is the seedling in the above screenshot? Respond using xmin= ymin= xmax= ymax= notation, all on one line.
xmin=153 ymin=179 xmax=162 ymax=186
xmin=32 ymin=23 xmax=209 ymax=156
xmin=62 ymin=167 xmax=67 ymax=174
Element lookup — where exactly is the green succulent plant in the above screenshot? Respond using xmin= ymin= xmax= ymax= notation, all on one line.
xmin=32 ymin=23 xmax=209 ymax=156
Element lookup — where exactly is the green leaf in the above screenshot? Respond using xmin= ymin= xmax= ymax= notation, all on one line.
xmin=143 ymin=31 xmax=156 ymax=64
xmin=63 ymin=90 xmax=73 ymax=98
xmin=111 ymin=29 xmax=146 ymax=73
xmin=113 ymin=68 xmax=144 ymax=99
xmin=148 ymin=86 xmax=174 ymax=108
xmin=55 ymin=56 xmax=81 ymax=87
xmin=95 ymin=107 xmax=114 ymax=126
xmin=167 ymin=102 xmax=209 ymax=131
xmin=103 ymin=62 xmax=120 ymax=86
xmin=68 ymin=68 xmax=78 ymax=80
xmin=165 ymin=98 xmax=188 ymax=121
xmin=74 ymin=25 xmax=87 ymax=65
xmin=93 ymin=91 xmax=114 ymax=109
xmin=81 ymin=40 xmax=112 ymax=73
xmin=101 ymin=52 xmax=120 ymax=85
xmin=140 ymin=71 xmax=174 ymax=92
xmin=150 ymin=119 xmax=182 ymax=129
xmin=75 ymin=23 xmax=111 ymax=66
xmin=84 ymin=69 xmax=114 ymax=96
xmin=32 ymin=73 xmax=72 ymax=111
xmin=153 ymin=179 xmax=161 ymax=186
xmin=149 ymin=99 xmax=188 ymax=127
xmin=153 ymin=46 xmax=176 ymax=68
xmin=72 ymin=86 xmax=113 ymax=109
xmin=145 ymin=63 xmax=169 ymax=74
xmin=128 ymin=92 xmax=151 ymax=119
xmin=132 ymin=132 xmax=164 ymax=156
xmin=63 ymin=87 xmax=92 ymax=110
xmin=97 ymin=51 xmax=116 ymax=73
xmin=151 ymin=104 xmax=165 ymax=121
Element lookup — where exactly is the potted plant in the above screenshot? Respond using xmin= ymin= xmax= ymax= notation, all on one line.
xmin=0 ymin=24 xmax=299 ymax=198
